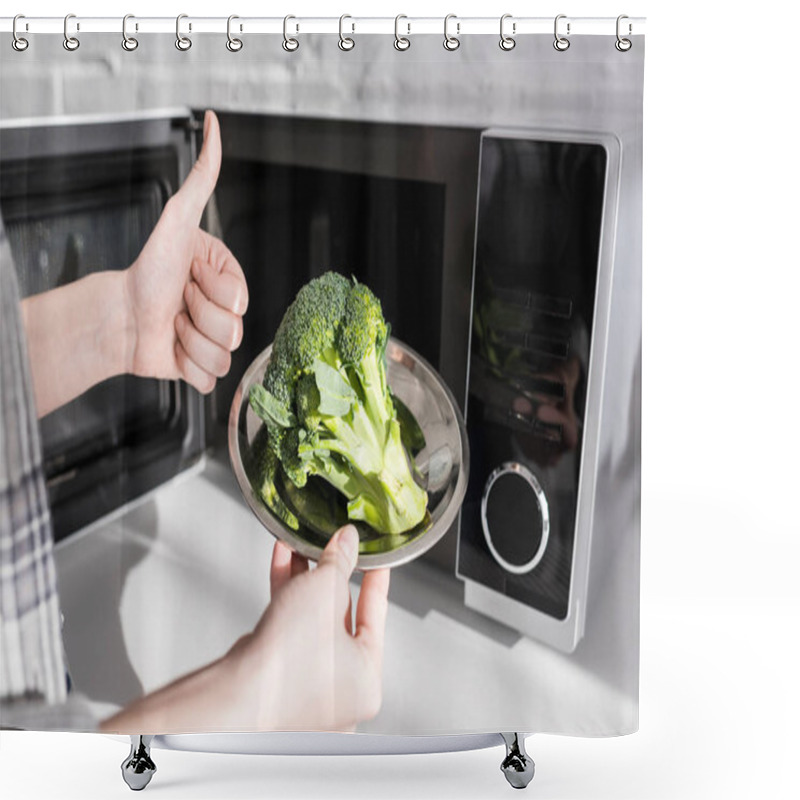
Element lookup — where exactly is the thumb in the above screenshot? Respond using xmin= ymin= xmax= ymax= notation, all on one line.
xmin=174 ymin=110 xmax=221 ymax=224
xmin=317 ymin=525 xmax=359 ymax=607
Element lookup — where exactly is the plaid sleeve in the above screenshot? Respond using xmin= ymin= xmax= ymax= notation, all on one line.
xmin=0 ymin=213 xmax=68 ymax=707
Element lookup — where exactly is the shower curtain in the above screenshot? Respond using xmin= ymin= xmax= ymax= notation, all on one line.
xmin=0 ymin=13 xmax=643 ymax=765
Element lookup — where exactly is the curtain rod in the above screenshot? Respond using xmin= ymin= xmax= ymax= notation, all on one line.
xmin=0 ymin=16 xmax=646 ymax=38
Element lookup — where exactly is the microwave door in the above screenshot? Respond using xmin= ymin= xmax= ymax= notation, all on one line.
xmin=457 ymin=129 xmax=621 ymax=654
xmin=0 ymin=110 xmax=206 ymax=543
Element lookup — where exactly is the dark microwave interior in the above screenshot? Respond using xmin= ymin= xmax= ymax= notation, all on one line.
xmin=208 ymin=113 xmax=477 ymax=452
xmin=0 ymin=144 xmax=202 ymax=542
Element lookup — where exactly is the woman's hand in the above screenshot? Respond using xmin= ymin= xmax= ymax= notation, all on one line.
xmin=22 ymin=110 xmax=246 ymax=416
xmin=124 ymin=110 xmax=248 ymax=393
xmin=99 ymin=526 xmax=391 ymax=735
xmin=228 ymin=525 xmax=391 ymax=731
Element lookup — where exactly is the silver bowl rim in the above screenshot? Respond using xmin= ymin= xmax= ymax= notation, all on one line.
xmin=227 ymin=337 xmax=470 ymax=570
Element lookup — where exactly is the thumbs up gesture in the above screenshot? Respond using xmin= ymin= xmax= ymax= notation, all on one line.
xmin=125 ymin=110 xmax=248 ymax=393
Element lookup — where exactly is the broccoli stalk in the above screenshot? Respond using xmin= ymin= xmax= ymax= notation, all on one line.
xmin=248 ymin=272 xmax=428 ymax=535
xmin=297 ymin=356 xmax=426 ymax=533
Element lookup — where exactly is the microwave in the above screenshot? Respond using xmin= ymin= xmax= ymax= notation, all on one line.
xmin=0 ymin=108 xmax=621 ymax=653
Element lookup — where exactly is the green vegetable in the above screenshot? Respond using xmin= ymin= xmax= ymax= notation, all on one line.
xmin=392 ymin=393 xmax=426 ymax=456
xmin=249 ymin=272 xmax=428 ymax=535
xmin=248 ymin=426 xmax=299 ymax=531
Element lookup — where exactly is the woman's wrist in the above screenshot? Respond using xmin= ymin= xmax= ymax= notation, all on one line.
xmin=21 ymin=269 xmax=136 ymax=417
xmin=221 ymin=630 xmax=281 ymax=731
xmin=98 ymin=269 xmax=137 ymax=378
xmin=64 ymin=269 xmax=137 ymax=389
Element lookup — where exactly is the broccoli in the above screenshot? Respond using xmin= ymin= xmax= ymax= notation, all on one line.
xmin=248 ymin=272 xmax=428 ymax=535
xmin=248 ymin=426 xmax=300 ymax=531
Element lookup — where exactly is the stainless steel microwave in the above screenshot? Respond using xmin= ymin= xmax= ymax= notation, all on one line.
xmin=0 ymin=108 xmax=621 ymax=653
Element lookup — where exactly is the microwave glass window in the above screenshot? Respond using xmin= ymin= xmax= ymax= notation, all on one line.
xmin=212 ymin=160 xmax=446 ymax=432
xmin=5 ymin=183 xmax=163 ymax=296
xmin=0 ymin=146 xmax=190 ymax=540
xmin=459 ymin=136 xmax=607 ymax=621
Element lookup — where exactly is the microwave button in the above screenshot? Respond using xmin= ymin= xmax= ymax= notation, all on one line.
xmin=480 ymin=462 xmax=550 ymax=575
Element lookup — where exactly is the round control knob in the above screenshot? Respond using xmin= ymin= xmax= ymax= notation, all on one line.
xmin=481 ymin=462 xmax=550 ymax=575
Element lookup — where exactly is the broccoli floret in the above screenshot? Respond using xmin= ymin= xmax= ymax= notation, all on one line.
xmin=249 ymin=272 xmax=428 ymax=535
xmin=249 ymin=427 xmax=299 ymax=531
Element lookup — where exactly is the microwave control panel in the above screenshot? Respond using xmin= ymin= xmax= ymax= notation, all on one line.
xmin=457 ymin=131 xmax=608 ymax=647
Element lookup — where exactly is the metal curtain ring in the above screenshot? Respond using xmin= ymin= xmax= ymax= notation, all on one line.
xmin=283 ymin=15 xmax=299 ymax=52
xmin=175 ymin=14 xmax=192 ymax=51
xmin=615 ymin=14 xmax=632 ymax=51
xmin=394 ymin=14 xmax=410 ymax=51
xmin=338 ymin=14 xmax=354 ymax=51
xmin=499 ymin=14 xmax=515 ymax=51
xmin=122 ymin=14 xmax=138 ymax=51
xmin=443 ymin=14 xmax=460 ymax=51
xmin=63 ymin=13 xmax=79 ymax=51
xmin=553 ymin=14 xmax=570 ymax=51
xmin=12 ymin=14 xmax=29 ymax=51
xmin=227 ymin=15 xmax=243 ymax=51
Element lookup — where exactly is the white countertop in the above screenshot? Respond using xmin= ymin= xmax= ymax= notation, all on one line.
xmin=54 ymin=457 xmax=636 ymax=737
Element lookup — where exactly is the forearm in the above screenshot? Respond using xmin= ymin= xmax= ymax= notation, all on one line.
xmin=21 ymin=270 xmax=134 ymax=417
xmin=98 ymin=650 xmax=257 ymax=735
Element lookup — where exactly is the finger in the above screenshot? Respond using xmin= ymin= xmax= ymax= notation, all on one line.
xmin=184 ymin=280 xmax=244 ymax=352
xmin=174 ymin=110 xmax=222 ymax=225
xmin=194 ymin=231 xmax=249 ymax=315
xmin=174 ymin=339 xmax=216 ymax=395
xmin=344 ymin=592 xmax=354 ymax=635
xmin=355 ymin=568 xmax=390 ymax=664
xmin=537 ymin=402 xmax=579 ymax=449
xmin=512 ymin=396 xmax=534 ymax=417
xmin=317 ymin=525 xmax=359 ymax=614
xmin=191 ymin=254 xmax=248 ymax=317
xmin=270 ymin=540 xmax=294 ymax=597
xmin=175 ymin=312 xmax=232 ymax=378
xmin=290 ymin=552 xmax=309 ymax=578
xmin=536 ymin=403 xmax=568 ymax=425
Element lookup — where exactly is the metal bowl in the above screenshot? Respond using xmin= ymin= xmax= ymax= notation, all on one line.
xmin=228 ymin=338 xmax=469 ymax=570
